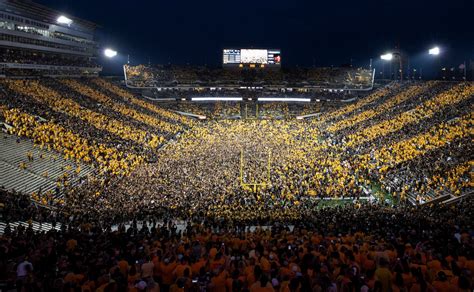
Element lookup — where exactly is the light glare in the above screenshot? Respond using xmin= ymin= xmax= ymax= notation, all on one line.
xmin=429 ymin=47 xmax=440 ymax=55
xmin=380 ymin=53 xmax=393 ymax=61
xmin=258 ymin=97 xmax=311 ymax=102
xmin=191 ymin=97 xmax=242 ymax=101
xmin=57 ymin=15 xmax=73 ymax=25
xmin=104 ymin=48 xmax=118 ymax=58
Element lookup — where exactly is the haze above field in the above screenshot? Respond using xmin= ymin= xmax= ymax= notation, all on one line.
xmin=38 ymin=0 xmax=473 ymax=74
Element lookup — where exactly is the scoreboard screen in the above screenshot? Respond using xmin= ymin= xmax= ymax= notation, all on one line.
xmin=241 ymin=49 xmax=268 ymax=64
xmin=223 ymin=49 xmax=281 ymax=66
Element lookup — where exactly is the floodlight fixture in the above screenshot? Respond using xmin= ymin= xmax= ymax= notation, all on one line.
xmin=104 ymin=48 xmax=118 ymax=58
xmin=380 ymin=53 xmax=393 ymax=61
xmin=258 ymin=97 xmax=311 ymax=102
xmin=429 ymin=47 xmax=440 ymax=55
xmin=57 ymin=15 xmax=73 ymax=25
xmin=191 ymin=97 xmax=242 ymax=101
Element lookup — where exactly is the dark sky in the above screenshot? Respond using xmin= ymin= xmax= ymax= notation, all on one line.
xmin=38 ymin=0 xmax=473 ymax=74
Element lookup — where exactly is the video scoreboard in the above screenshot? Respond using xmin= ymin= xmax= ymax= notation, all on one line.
xmin=223 ymin=49 xmax=281 ymax=67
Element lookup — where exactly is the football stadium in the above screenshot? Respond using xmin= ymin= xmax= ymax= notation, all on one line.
xmin=0 ymin=0 xmax=473 ymax=291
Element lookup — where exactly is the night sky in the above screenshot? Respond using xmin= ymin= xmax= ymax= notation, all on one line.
xmin=37 ymin=0 xmax=473 ymax=75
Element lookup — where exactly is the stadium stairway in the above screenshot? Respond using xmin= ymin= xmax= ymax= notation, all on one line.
xmin=0 ymin=220 xmax=61 ymax=235
xmin=0 ymin=220 xmax=293 ymax=235
xmin=441 ymin=190 xmax=473 ymax=206
xmin=0 ymin=221 xmax=61 ymax=234
xmin=109 ymin=221 xmax=294 ymax=234
xmin=419 ymin=194 xmax=452 ymax=206
xmin=0 ymin=133 xmax=94 ymax=198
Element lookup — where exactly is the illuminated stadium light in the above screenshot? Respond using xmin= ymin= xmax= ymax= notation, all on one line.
xmin=56 ymin=15 xmax=73 ymax=25
xmin=258 ymin=97 xmax=311 ymax=102
xmin=429 ymin=46 xmax=440 ymax=55
xmin=296 ymin=113 xmax=322 ymax=120
xmin=380 ymin=53 xmax=393 ymax=61
xmin=191 ymin=97 xmax=243 ymax=101
xmin=104 ymin=48 xmax=118 ymax=58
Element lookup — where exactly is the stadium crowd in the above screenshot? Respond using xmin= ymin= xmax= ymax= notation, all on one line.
xmin=0 ymin=48 xmax=98 ymax=68
xmin=325 ymin=82 xmax=473 ymax=202
xmin=0 ymin=78 xmax=193 ymax=176
xmin=123 ymin=65 xmax=373 ymax=89
xmin=0 ymin=79 xmax=472 ymax=216
xmin=47 ymin=81 xmax=471 ymax=224
xmin=0 ymin=76 xmax=473 ymax=291
xmin=1 ymin=196 xmax=473 ymax=291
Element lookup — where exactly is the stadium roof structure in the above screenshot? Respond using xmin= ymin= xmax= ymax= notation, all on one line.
xmin=1 ymin=0 xmax=98 ymax=31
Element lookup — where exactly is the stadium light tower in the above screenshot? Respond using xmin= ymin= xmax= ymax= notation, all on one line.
xmin=380 ymin=51 xmax=403 ymax=81
xmin=428 ymin=46 xmax=443 ymax=80
xmin=428 ymin=46 xmax=440 ymax=55
xmin=104 ymin=48 xmax=118 ymax=58
xmin=56 ymin=15 xmax=73 ymax=25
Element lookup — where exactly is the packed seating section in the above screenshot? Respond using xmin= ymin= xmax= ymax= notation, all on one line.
xmin=0 ymin=77 xmax=473 ymax=291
